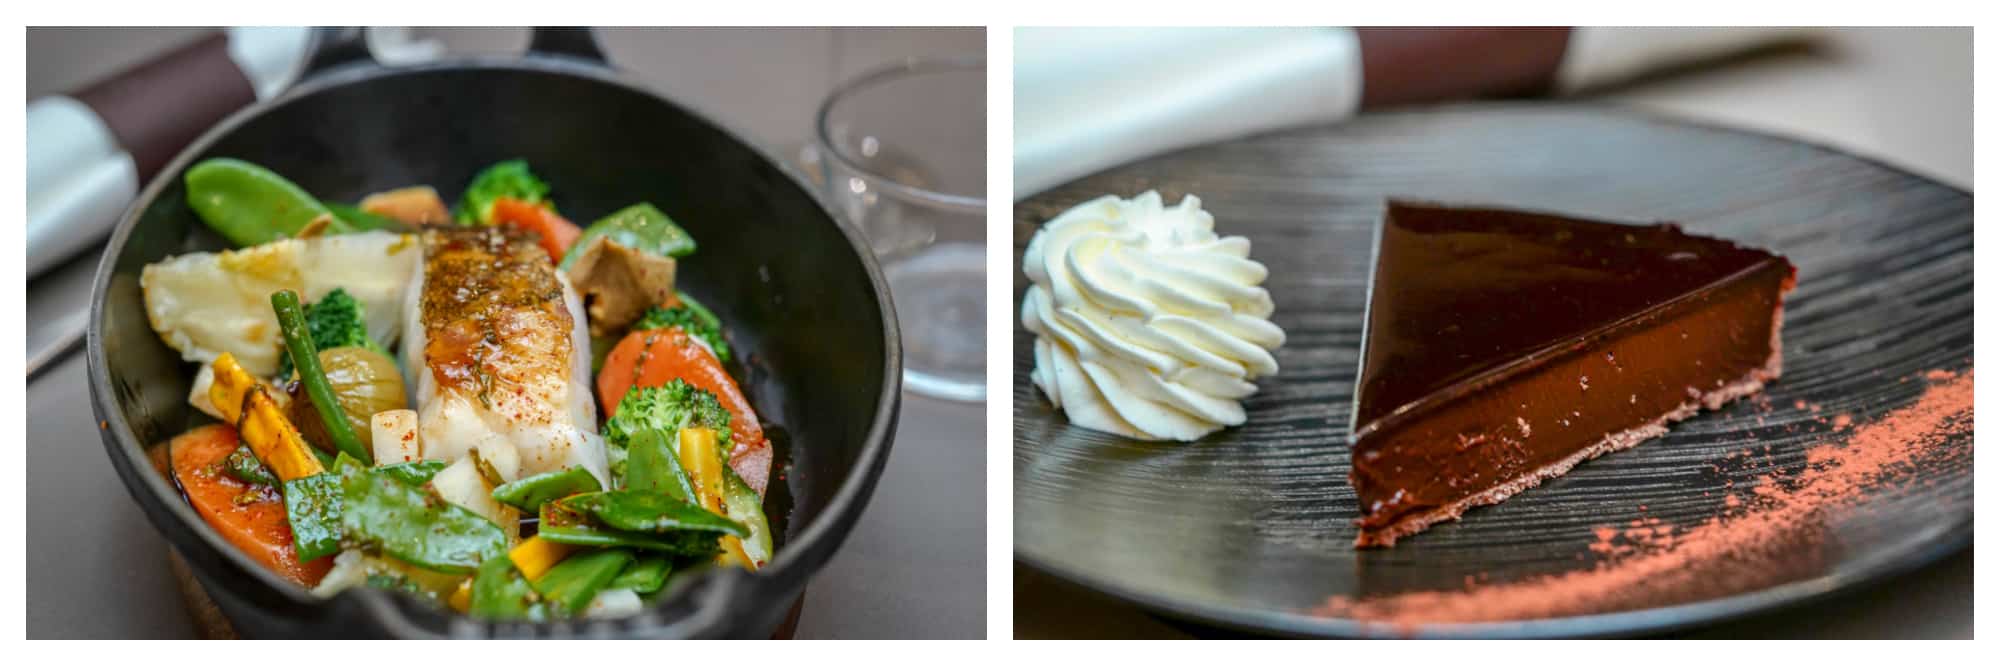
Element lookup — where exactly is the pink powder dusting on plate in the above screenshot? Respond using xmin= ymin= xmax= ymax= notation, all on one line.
xmin=1311 ymin=369 xmax=1973 ymax=632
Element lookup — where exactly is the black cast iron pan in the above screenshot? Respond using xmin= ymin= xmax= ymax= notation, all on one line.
xmin=89 ymin=27 xmax=902 ymax=638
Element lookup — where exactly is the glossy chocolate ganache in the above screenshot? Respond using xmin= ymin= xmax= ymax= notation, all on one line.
xmin=1350 ymin=201 xmax=1795 ymax=547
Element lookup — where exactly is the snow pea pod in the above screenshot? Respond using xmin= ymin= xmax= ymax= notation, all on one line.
xmin=537 ymin=502 xmax=722 ymax=557
xmin=673 ymin=290 xmax=721 ymax=332
xmin=721 ymin=466 xmax=773 ymax=568
xmin=469 ymin=555 xmax=547 ymax=621
xmin=184 ymin=158 xmax=353 ymax=247
xmin=337 ymin=457 xmax=506 ymax=574
xmin=376 ymin=459 xmax=448 ymax=487
xmin=281 ymin=471 xmax=343 ymax=562
xmin=624 ymin=429 xmax=694 ymax=502
xmin=324 ymin=202 xmax=404 ymax=232
xmin=536 ymin=525 xmax=720 ymax=556
xmin=491 ymin=466 xmax=602 ymax=513
xmin=607 ymin=555 xmax=671 ymax=594
xmin=557 ymin=203 xmax=696 ymax=271
xmin=224 ymin=444 xmax=278 ymax=486
xmin=559 ymin=490 xmax=745 ymax=537
xmin=531 ymin=548 xmax=634 ymax=617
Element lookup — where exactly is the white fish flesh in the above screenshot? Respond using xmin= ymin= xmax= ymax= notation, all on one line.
xmin=401 ymin=228 xmax=608 ymax=487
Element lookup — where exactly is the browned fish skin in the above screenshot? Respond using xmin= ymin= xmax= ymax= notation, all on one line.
xmin=420 ymin=228 xmax=573 ymax=417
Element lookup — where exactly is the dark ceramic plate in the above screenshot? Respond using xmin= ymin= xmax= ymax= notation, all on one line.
xmin=1012 ymin=104 xmax=1973 ymax=638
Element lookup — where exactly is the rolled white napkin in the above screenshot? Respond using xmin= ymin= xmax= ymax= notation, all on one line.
xmin=25 ymin=106 xmax=138 ymax=276
xmin=26 ymin=27 xmax=314 ymax=277
xmin=1014 ymin=27 xmax=1362 ymax=200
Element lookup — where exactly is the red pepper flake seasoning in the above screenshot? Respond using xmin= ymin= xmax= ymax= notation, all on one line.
xmin=1312 ymin=368 xmax=1973 ymax=632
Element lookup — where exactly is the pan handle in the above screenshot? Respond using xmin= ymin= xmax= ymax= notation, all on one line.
xmin=295 ymin=26 xmax=376 ymax=82
xmin=295 ymin=27 xmax=612 ymax=84
xmin=526 ymin=27 xmax=610 ymax=65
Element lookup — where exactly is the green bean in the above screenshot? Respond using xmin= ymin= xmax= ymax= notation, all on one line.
xmin=272 ymin=290 xmax=370 ymax=463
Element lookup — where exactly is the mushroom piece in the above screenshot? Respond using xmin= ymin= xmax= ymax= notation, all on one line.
xmin=360 ymin=186 xmax=451 ymax=225
xmin=565 ymin=236 xmax=678 ymax=338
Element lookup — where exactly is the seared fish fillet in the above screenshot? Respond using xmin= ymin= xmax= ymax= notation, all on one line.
xmin=401 ymin=228 xmax=608 ymax=486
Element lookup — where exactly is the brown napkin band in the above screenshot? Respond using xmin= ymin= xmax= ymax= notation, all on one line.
xmin=1356 ymin=27 xmax=1572 ymax=109
xmin=73 ymin=31 xmax=258 ymax=179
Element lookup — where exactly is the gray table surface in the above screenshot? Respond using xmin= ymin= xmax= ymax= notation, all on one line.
xmin=26 ymin=27 xmax=985 ymax=640
xmin=1013 ymin=27 xmax=1972 ymax=639
xmin=1016 ymin=549 xmax=1973 ymax=639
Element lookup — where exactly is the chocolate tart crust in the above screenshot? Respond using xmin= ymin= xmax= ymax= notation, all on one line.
xmin=1355 ymin=347 xmax=1782 ymax=547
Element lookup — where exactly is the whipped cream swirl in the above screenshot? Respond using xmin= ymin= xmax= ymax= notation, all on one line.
xmin=1021 ymin=191 xmax=1285 ymax=441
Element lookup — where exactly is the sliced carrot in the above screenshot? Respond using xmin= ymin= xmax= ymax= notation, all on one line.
xmin=493 ymin=196 xmax=582 ymax=262
xmin=597 ymin=327 xmax=768 ymax=492
xmin=599 ymin=327 xmax=764 ymax=449
xmin=146 ymin=441 xmax=172 ymax=477
xmin=168 ymin=424 xmax=333 ymax=587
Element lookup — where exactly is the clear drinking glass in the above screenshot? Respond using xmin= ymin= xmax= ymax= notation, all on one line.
xmin=814 ymin=58 xmax=986 ymax=402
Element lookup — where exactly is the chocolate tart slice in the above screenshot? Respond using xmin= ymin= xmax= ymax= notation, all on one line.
xmin=1350 ymin=201 xmax=1796 ymax=547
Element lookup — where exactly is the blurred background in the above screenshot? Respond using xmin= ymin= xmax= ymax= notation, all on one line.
xmin=26 ymin=26 xmax=984 ymax=639
xmin=1561 ymin=28 xmax=1969 ymax=189
xmin=26 ymin=27 xmax=980 ymax=163
xmin=1013 ymin=26 xmax=1970 ymax=639
xmin=1016 ymin=27 xmax=1968 ymax=197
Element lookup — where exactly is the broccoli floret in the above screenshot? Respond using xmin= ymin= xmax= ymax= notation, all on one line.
xmin=633 ymin=304 xmax=732 ymax=364
xmin=603 ymin=380 xmax=733 ymax=454
xmin=277 ymin=288 xmax=385 ymax=377
xmin=305 ymin=289 xmax=375 ymax=350
xmin=456 ymin=159 xmax=552 ymax=226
